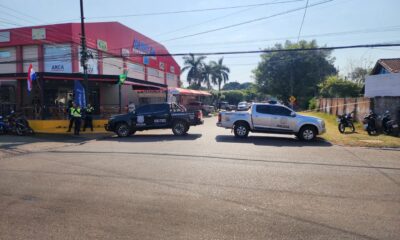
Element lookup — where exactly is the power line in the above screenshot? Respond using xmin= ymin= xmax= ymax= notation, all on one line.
xmin=121 ymin=43 xmax=400 ymax=57
xmin=85 ymin=0 xmax=305 ymax=19
xmin=297 ymin=0 xmax=309 ymax=42
xmin=165 ymin=25 xmax=400 ymax=48
xmin=162 ymin=0 xmax=333 ymax=42
xmin=3 ymin=42 xmax=400 ymax=65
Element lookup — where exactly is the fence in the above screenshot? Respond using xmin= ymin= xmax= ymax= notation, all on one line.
xmin=317 ymin=97 xmax=400 ymax=123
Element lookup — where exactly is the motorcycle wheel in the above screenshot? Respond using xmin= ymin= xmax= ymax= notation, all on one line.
xmin=367 ymin=128 xmax=377 ymax=136
xmin=338 ymin=123 xmax=345 ymax=133
xmin=350 ymin=123 xmax=355 ymax=133
xmin=16 ymin=126 xmax=25 ymax=136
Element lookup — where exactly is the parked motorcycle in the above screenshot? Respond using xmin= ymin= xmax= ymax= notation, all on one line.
xmin=0 ymin=111 xmax=34 ymax=136
xmin=337 ymin=112 xmax=355 ymax=133
xmin=381 ymin=110 xmax=399 ymax=136
xmin=363 ymin=111 xmax=378 ymax=135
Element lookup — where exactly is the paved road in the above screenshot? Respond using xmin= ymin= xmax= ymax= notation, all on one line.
xmin=1 ymin=117 xmax=399 ymax=240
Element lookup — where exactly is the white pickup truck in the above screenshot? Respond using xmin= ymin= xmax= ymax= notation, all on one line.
xmin=217 ymin=103 xmax=326 ymax=141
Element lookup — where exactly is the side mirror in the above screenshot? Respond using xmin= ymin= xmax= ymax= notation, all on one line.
xmin=290 ymin=112 xmax=296 ymax=117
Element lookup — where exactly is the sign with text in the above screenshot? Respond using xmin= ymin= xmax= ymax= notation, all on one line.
xmin=32 ymin=28 xmax=46 ymax=40
xmin=97 ymin=39 xmax=108 ymax=51
xmin=132 ymin=39 xmax=156 ymax=60
xmin=44 ymin=44 xmax=72 ymax=73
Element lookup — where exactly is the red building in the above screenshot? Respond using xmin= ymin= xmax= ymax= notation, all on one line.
xmin=0 ymin=22 xmax=181 ymax=119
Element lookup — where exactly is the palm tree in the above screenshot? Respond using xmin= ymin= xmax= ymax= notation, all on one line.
xmin=181 ymin=54 xmax=206 ymax=88
xmin=202 ymin=62 xmax=214 ymax=90
xmin=210 ymin=58 xmax=230 ymax=107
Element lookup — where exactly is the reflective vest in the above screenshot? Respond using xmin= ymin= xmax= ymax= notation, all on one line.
xmin=70 ymin=107 xmax=82 ymax=118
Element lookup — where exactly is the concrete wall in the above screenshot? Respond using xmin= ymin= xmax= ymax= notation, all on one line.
xmin=318 ymin=97 xmax=400 ymax=122
xmin=365 ymin=73 xmax=400 ymax=97
xmin=318 ymin=97 xmax=371 ymax=122
xmin=373 ymin=97 xmax=400 ymax=122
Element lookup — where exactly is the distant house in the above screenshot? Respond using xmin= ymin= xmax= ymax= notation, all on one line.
xmin=365 ymin=58 xmax=400 ymax=97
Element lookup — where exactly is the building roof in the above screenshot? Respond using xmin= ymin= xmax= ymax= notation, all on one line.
xmin=371 ymin=58 xmax=400 ymax=74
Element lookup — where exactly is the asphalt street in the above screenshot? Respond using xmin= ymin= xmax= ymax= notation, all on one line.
xmin=0 ymin=116 xmax=399 ymax=240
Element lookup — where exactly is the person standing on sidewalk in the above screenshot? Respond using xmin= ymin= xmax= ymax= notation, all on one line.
xmin=67 ymin=100 xmax=74 ymax=132
xmin=71 ymin=104 xmax=82 ymax=135
xmin=83 ymin=103 xmax=94 ymax=132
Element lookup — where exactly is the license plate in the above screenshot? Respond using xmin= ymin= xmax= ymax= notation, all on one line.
xmin=393 ymin=124 xmax=399 ymax=128
xmin=363 ymin=124 xmax=368 ymax=130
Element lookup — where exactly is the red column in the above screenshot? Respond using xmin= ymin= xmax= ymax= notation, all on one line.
xmin=71 ymin=44 xmax=79 ymax=73
xmin=15 ymin=46 xmax=23 ymax=110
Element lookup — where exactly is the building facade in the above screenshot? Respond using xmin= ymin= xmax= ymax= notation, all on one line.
xmin=0 ymin=22 xmax=180 ymax=119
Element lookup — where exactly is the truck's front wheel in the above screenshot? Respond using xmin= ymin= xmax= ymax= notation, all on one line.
xmin=234 ymin=123 xmax=249 ymax=138
xmin=172 ymin=120 xmax=188 ymax=136
xmin=298 ymin=126 xmax=317 ymax=141
xmin=116 ymin=123 xmax=131 ymax=137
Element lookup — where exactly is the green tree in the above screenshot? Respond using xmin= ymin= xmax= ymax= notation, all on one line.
xmin=253 ymin=40 xmax=337 ymax=108
xmin=210 ymin=58 xmax=230 ymax=92
xmin=209 ymin=58 xmax=230 ymax=107
xmin=222 ymin=82 xmax=241 ymax=90
xmin=348 ymin=67 xmax=370 ymax=84
xmin=202 ymin=62 xmax=214 ymax=90
xmin=318 ymin=75 xmax=362 ymax=98
xmin=181 ymin=54 xmax=206 ymax=87
xmin=222 ymin=90 xmax=244 ymax=105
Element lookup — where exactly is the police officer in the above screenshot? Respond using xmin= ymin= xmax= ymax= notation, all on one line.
xmin=67 ymin=100 xmax=74 ymax=132
xmin=83 ymin=103 xmax=94 ymax=132
xmin=71 ymin=104 xmax=82 ymax=135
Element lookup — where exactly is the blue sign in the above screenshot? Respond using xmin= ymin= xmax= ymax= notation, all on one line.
xmin=143 ymin=56 xmax=149 ymax=65
xmin=133 ymin=39 xmax=156 ymax=56
xmin=74 ymin=80 xmax=86 ymax=107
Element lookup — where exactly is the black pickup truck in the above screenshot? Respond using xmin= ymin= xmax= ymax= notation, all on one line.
xmin=105 ymin=103 xmax=204 ymax=137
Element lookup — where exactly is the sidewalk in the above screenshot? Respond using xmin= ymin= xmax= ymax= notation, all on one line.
xmin=29 ymin=120 xmax=108 ymax=134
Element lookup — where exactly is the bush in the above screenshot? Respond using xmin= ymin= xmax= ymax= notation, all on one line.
xmin=222 ymin=90 xmax=245 ymax=105
xmin=308 ymin=97 xmax=318 ymax=110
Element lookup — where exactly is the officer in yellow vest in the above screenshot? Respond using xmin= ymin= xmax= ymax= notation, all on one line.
xmin=70 ymin=104 xmax=82 ymax=135
xmin=83 ymin=103 xmax=94 ymax=132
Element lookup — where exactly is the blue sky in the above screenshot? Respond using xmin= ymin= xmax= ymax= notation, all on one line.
xmin=1 ymin=0 xmax=400 ymax=85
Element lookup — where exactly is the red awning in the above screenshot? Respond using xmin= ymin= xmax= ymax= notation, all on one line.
xmin=168 ymin=87 xmax=211 ymax=96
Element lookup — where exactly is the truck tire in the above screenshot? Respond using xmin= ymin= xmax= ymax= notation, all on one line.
xmin=234 ymin=122 xmax=249 ymax=138
xmin=298 ymin=125 xmax=317 ymax=141
xmin=116 ymin=123 xmax=131 ymax=137
xmin=172 ymin=120 xmax=188 ymax=136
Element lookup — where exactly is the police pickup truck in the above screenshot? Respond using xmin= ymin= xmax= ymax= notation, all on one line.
xmin=105 ymin=103 xmax=203 ymax=137
xmin=217 ymin=103 xmax=326 ymax=141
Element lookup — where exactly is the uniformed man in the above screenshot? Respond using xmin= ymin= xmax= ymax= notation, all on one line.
xmin=67 ymin=101 xmax=75 ymax=132
xmin=71 ymin=104 xmax=82 ymax=135
xmin=83 ymin=103 xmax=94 ymax=132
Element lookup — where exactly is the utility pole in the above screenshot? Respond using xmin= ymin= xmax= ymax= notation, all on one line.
xmin=80 ymin=0 xmax=89 ymax=105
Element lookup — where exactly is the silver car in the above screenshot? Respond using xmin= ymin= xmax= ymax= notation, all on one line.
xmin=217 ymin=103 xmax=326 ymax=141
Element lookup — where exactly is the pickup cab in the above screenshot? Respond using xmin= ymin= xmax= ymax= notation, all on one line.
xmin=105 ymin=103 xmax=203 ymax=137
xmin=217 ymin=103 xmax=326 ymax=141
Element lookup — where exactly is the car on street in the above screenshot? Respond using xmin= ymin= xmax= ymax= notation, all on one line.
xmin=237 ymin=101 xmax=250 ymax=111
xmin=219 ymin=101 xmax=236 ymax=111
xmin=185 ymin=101 xmax=215 ymax=116
xmin=217 ymin=102 xmax=326 ymax=141
xmin=105 ymin=103 xmax=204 ymax=137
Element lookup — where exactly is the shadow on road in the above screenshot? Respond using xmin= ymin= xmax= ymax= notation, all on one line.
xmin=0 ymin=133 xmax=108 ymax=151
xmin=215 ymin=135 xmax=332 ymax=147
xmin=100 ymin=133 xmax=203 ymax=142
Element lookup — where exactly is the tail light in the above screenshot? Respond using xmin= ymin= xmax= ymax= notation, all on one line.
xmin=196 ymin=110 xmax=203 ymax=119
xmin=218 ymin=113 xmax=221 ymax=122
